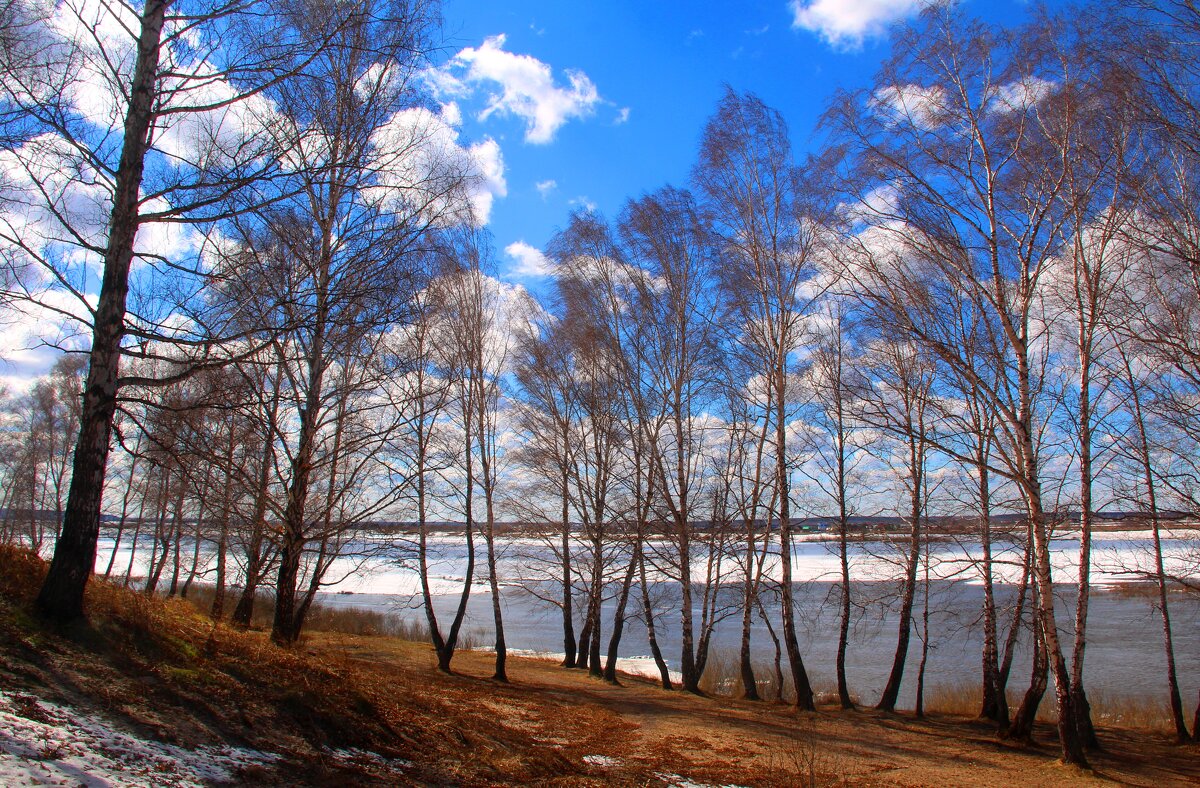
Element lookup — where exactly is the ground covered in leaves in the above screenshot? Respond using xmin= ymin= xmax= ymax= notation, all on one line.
xmin=0 ymin=545 xmax=1196 ymax=787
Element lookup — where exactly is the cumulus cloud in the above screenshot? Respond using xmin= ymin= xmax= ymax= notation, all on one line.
xmin=440 ymin=101 xmax=463 ymax=127
xmin=0 ymin=291 xmax=94 ymax=392
xmin=992 ymin=76 xmax=1057 ymax=114
xmin=367 ymin=107 xmax=507 ymax=226
xmin=535 ymin=179 xmax=556 ymax=198
xmin=467 ymin=137 xmax=508 ymax=224
xmin=504 ymin=240 xmax=554 ymax=278
xmin=790 ymin=0 xmax=925 ymax=49
xmin=871 ymin=84 xmax=947 ymax=129
xmin=426 ymin=34 xmax=602 ymax=144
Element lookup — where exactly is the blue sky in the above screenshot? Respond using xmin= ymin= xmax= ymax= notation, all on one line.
xmin=0 ymin=1 xmax=1059 ymax=391
xmin=431 ymin=0 xmax=1057 ymax=286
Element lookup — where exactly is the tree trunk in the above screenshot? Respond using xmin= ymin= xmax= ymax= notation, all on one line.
xmin=210 ymin=429 xmax=236 ymax=620
xmin=978 ymin=459 xmax=1005 ymax=725
xmin=759 ymin=597 xmax=785 ymax=702
xmin=146 ymin=478 xmax=183 ymax=595
xmin=438 ymin=402 xmax=476 ymax=673
xmin=478 ymin=395 xmax=507 ymax=682
xmin=180 ymin=465 xmax=211 ymax=599
xmin=915 ymin=539 xmax=930 ymax=718
xmin=877 ymin=434 xmax=923 ymax=713
xmin=603 ymin=539 xmax=640 ymax=683
xmin=1070 ymin=358 xmax=1098 ymax=749
xmin=639 ymin=549 xmax=672 ymax=689
xmin=560 ymin=478 xmax=576 ymax=668
xmin=232 ymin=380 xmax=280 ymax=629
xmin=104 ymin=450 xmax=142 ymax=579
xmin=998 ymin=528 xmax=1034 ymax=718
xmin=167 ymin=506 xmax=184 ymax=597
xmin=678 ymin=512 xmax=699 ymax=694
xmin=35 ymin=0 xmax=169 ymax=622
xmin=738 ymin=521 xmax=760 ymax=700
xmin=1018 ymin=346 xmax=1088 ymax=766
xmin=484 ymin=512 xmax=507 ymax=682
xmin=776 ymin=364 xmax=814 ymax=710
xmin=271 ymin=345 xmax=326 ymax=646
xmin=836 ymin=471 xmax=853 ymax=710
xmin=1010 ymin=598 xmax=1049 ymax=743
xmin=1126 ymin=357 xmax=1191 ymax=742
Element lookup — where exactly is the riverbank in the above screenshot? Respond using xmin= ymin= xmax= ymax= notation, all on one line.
xmin=1 ymin=545 xmax=1197 ymax=786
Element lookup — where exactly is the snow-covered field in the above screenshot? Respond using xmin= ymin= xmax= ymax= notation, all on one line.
xmin=0 ymin=689 xmax=279 ymax=788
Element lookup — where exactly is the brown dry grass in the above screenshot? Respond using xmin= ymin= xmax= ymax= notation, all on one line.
xmin=177 ymin=582 xmax=480 ymax=644
xmin=927 ymin=680 xmax=1186 ymax=732
xmin=1 ymin=543 xmax=1197 ymax=787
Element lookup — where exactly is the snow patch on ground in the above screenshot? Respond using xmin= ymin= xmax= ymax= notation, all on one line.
xmin=655 ymin=774 xmax=749 ymax=788
xmin=0 ymin=689 xmax=280 ymax=787
xmin=502 ymin=649 xmax=684 ymax=684
xmin=582 ymin=754 xmax=621 ymax=767
xmin=325 ymin=747 xmax=412 ymax=773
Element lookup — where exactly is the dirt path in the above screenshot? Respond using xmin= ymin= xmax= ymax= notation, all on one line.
xmin=312 ymin=634 xmax=1200 ymax=787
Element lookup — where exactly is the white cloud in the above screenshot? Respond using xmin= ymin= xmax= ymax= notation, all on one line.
xmin=568 ymin=196 xmax=597 ymax=213
xmin=535 ymin=179 xmax=556 ymax=198
xmin=468 ymin=137 xmax=507 ymax=224
xmin=992 ymin=76 xmax=1057 ymax=114
xmin=441 ymin=101 xmax=463 ymax=127
xmin=426 ymin=34 xmax=601 ymax=144
xmin=871 ymin=84 xmax=947 ymax=129
xmin=0 ymin=291 xmax=94 ymax=392
xmin=790 ymin=0 xmax=925 ymax=49
xmin=504 ymin=240 xmax=554 ymax=278
xmin=366 ymin=107 xmax=507 ymax=226
xmin=615 ymin=107 xmax=631 ymax=125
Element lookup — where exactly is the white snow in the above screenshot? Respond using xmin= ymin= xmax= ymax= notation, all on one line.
xmin=582 ymin=754 xmax=621 ymax=767
xmin=498 ymin=649 xmax=683 ymax=684
xmin=0 ymin=689 xmax=280 ymax=787
xmin=654 ymin=772 xmax=749 ymax=788
xmin=92 ymin=528 xmax=1200 ymax=600
xmin=324 ymin=747 xmax=412 ymax=774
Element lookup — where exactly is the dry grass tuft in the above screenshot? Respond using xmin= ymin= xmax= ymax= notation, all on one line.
xmin=0 ymin=542 xmax=47 ymax=602
xmin=699 ymin=648 xmax=787 ymax=701
xmin=925 ymin=679 xmax=1182 ymax=733
xmin=924 ymin=680 xmax=982 ymax=716
xmin=175 ymin=583 xmax=482 ymax=647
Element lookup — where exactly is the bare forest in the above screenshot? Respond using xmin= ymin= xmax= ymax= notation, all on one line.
xmin=3 ymin=0 xmax=1200 ymax=778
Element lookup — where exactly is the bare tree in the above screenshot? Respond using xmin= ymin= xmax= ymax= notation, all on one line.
xmin=618 ymin=187 xmax=721 ymax=694
xmin=801 ymin=303 xmax=868 ymax=709
xmin=853 ymin=338 xmax=935 ymax=713
xmin=212 ymin=0 xmax=461 ymax=645
xmin=512 ymin=311 xmax=582 ymax=668
xmin=1111 ymin=345 xmax=1192 ymax=741
xmin=0 ymin=0 xmax=334 ymax=621
xmin=695 ymin=88 xmax=820 ymax=710
xmin=435 ymin=231 xmax=522 ymax=681
xmin=826 ymin=5 xmax=1104 ymax=761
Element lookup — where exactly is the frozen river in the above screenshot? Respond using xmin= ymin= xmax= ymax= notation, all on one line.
xmin=95 ymin=528 xmax=1200 ymax=713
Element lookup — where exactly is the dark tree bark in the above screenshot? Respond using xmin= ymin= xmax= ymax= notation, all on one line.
xmin=639 ymin=550 xmax=673 ymax=690
xmin=1010 ymin=595 xmax=1049 ymax=743
xmin=36 ymin=0 xmax=169 ymax=622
